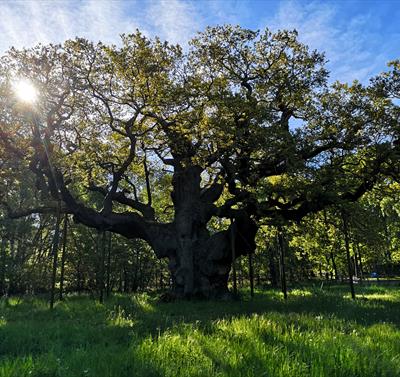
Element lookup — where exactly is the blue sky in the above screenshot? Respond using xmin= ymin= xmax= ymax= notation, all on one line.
xmin=0 ymin=0 xmax=399 ymax=84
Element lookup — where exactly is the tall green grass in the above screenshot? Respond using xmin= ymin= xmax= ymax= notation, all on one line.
xmin=0 ymin=285 xmax=399 ymax=376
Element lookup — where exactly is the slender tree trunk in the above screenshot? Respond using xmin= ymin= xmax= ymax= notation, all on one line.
xmin=238 ymin=258 xmax=243 ymax=288
xmin=132 ymin=245 xmax=140 ymax=292
xmin=0 ymin=236 xmax=7 ymax=295
xmin=15 ymin=238 xmax=23 ymax=293
xmin=118 ymin=269 xmax=123 ymax=292
xmin=330 ymin=252 xmax=338 ymax=280
xmin=98 ymin=231 xmax=106 ymax=303
xmin=383 ymin=216 xmax=392 ymax=262
xmin=59 ymin=214 xmax=68 ymax=301
xmin=248 ymin=251 xmax=254 ymax=298
xmin=278 ymin=227 xmax=287 ymax=300
xmin=8 ymin=228 xmax=15 ymax=294
xmin=143 ymin=152 xmax=152 ymax=207
xmin=318 ymin=262 xmax=323 ymax=279
xmin=76 ymin=257 xmax=83 ymax=292
xmin=123 ymin=267 xmax=128 ymax=292
xmin=268 ymin=244 xmax=279 ymax=288
xmin=353 ymin=256 xmax=359 ymax=279
xmin=50 ymin=204 xmax=62 ymax=309
xmin=342 ymin=211 xmax=355 ymax=300
xmin=323 ymin=209 xmax=338 ymax=282
xmin=10 ymin=227 xmax=15 ymax=258
xmin=356 ymin=243 xmax=364 ymax=281
xmin=324 ymin=255 xmax=331 ymax=281
xmin=106 ymin=232 xmax=112 ymax=297
xmin=159 ymin=268 xmax=164 ymax=290
xmin=230 ymin=219 xmax=237 ymax=296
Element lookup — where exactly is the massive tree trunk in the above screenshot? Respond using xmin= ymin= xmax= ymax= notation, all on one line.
xmin=157 ymin=221 xmax=256 ymax=298
xmin=155 ymin=214 xmax=256 ymax=298
xmin=59 ymin=164 xmax=257 ymax=298
xmin=148 ymin=165 xmax=258 ymax=298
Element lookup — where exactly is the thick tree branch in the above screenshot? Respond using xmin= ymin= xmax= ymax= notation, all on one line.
xmin=88 ymin=184 xmax=155 ymax=220
xmin=0 ymin=201 xmax=66 ymax=219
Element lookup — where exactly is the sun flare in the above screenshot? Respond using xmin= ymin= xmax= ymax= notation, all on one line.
xmin=12 ymin=78 xmax=38 ymax=104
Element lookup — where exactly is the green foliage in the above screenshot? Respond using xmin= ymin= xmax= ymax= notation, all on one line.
xmin=0 ymin=24 xmax=399 ymax=298
xmin=1 ymin=24 xmax=398 ymax=225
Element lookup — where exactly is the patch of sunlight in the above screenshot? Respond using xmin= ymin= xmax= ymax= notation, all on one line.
xmin=341 ymin=292 xmax=398 ymax=304
xmin=0 ymin=316 xmax=6 ymax=326
xmin=367 ymin=322 xmax=397 ymax=333
xmin=6 ymin=297 xmax=23 ymax=307
xmin=108 ymin=306 xmax=136 ymax=328
xmin=131 ymin=294 xmax=155 ymax=313
xmin=289 ymin=289 xmax=313 ymax=297
xmin=361 ymin=293 xmax=398 ymax=302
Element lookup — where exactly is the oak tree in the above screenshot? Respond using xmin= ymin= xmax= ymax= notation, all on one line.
xmin=0 ymin=26 xmax=398 ymax=298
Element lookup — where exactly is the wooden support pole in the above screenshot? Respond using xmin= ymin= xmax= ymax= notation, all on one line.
xmin=106 ymin=232 xmax=112 ymax=297
xmin=230 ymin=219 xmax=237 ymax=296
xmin=248 ymin=251 xmax=254 ymax=298
xmin=49 ymin=203 xmax=62 ymax=309
xmin=277 ymin=226 xmax=287 ymax=300
xmin=342 ymin=210 xmax=356 ymax=300
xmin=59 ymin=213 xmax=68 ymax=301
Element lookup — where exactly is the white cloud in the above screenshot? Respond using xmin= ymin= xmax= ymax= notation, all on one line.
xmin=145 ymin=0 xmax=201 ymax=46
xmin=0 ymin=0 xmax=396 ymax=84
xmin=78 ymin=0 xmax=140 ymax=44
xmin=266 ymin=0 xmax=386 ymax=83
xmin=0 ymin=0 xmax=207 ymax=53
xmin=0 ymin=0 xmax=139 ymax=53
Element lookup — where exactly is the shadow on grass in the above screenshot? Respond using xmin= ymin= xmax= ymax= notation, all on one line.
xmin=0 ymin=285 xmax=399 ymax=377
xmin=0 ymin=294 xmax=163 ymax=377
xmin=132 ymin=285 xmax=400 ymax=332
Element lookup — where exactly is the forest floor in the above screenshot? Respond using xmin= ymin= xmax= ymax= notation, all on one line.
xmin=0 ymin=285 xmax=399 ymax=377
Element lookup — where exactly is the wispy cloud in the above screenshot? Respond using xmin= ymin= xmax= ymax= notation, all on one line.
xmin=266 ymin=0 xmax=388 ymax=83
xmin=0 ymin=0 xmax=138 ymax=52
xmin=145 ymin=0 xmax=201 ymax=46
xmin=0 ymin=0 xmax=398 ymax=84
xmin=0 ymin=0 xmax=206 ymax=52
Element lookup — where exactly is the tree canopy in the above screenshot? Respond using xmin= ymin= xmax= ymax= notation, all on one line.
xmin=0 ymin=25 xmax=399 ymax=297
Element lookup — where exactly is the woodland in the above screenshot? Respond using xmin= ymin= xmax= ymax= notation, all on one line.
xmin=0 ymin=25 xmax=399 ymax=302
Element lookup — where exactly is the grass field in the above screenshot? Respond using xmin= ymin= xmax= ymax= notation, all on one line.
xmin=0 ymin=285 xmax=399 ymax=377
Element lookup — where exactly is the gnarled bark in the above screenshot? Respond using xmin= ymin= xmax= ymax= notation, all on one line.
xmin=54 ymin=163 xmax=257 ymax=298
